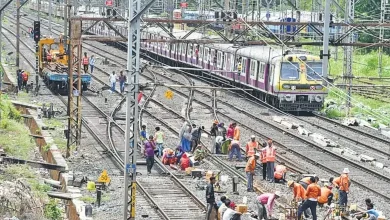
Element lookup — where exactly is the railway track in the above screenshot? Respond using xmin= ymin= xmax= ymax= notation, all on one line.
xmin=13 ymin=12 xmax=386 ymax=214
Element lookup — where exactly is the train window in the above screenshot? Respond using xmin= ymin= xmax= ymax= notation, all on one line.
xmin=281 ymin=62 xmax=299 ymax=80
xmin=223 ymin=53 xmax=228 ymax=69
xmin=205 ymin=48 xmax=209 ymax=61
xmin=183 ymin=44 xmax=187 ymax=55
xmin=188 ymin=44 xmax=193 ymax=56
xmin=306 ymin=62 xmax=323 ymax=80
xmin=230 ymin=54 xmax=235 ymax=71
xmin=217 ymin=51 xmax=223 ymax=68
xmin=250 ymin=60 xmax=257 ymax=77
xmin=199 ymin=46 xmax=204 ymax=60
xmin=241 ymin=57 xmax=247 ymax=74
xmin=259 ymin=62 xmax=265 ymax=79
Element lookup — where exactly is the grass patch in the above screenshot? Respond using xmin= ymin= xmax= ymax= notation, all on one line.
xmin=80 ymin=195 xmax=95 ymax=203
xmin=44 ymin=118 xmax=64 ymax=128
xmin=44 ymin=199 xmax=62 ymax=220
xmin=4 ymin=164 xmax=35 ymax=179
xmin=325 ymin=109 xmax=346 ymax=119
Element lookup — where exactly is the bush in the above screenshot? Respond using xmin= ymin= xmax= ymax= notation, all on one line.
xmin=44 ymin=199 xmax=62 ymax=220
xmin=325 ymin=109 xmax=346 ymax=119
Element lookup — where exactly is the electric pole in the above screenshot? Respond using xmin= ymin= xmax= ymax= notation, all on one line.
xmin=322 ymin=0 xmax=330 ymax=79
xmin=344 ymin=0 xmax=354 ymax=115
xmin=49 ymin=0 xmax=52 ymax=35
xmin=16 ymin=0 xmax=20 ymax=67
xmin=123 ymin=0 xmax=141 ymax=218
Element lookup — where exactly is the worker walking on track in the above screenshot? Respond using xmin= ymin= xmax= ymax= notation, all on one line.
xmin=89 ymin=55 xmax=95 ymax=74
xmin=210 ymin=120 xmax=219 ymax=154
xmin=206 ymin=176 xmax=217 ymax=220
xmin=233 ymin=123 xmax=240 ymax=141
xmin=245 ymin=153 xmax=260 ymax=192
xmin=119 ymin=71 xmax=126 ymax=93
xmin=266 ymin=140 xmax=276 ymax=183
xmin=154 ymin=127 xmax=165 ymax=157
xmin=109 ymin=71 xmax=117 ymax=92
xmin=144 ymin=135 xmax=156 ymax=175
xmin=245 ymin=135 xmax=259 ymax=158
xmin=298 ymin=177 xmax=321 ymax=220
xmin=17 ymin=69 xmax=22 ymax=90
xmin=82 ymin=52 xmax=89 ymax=73
xmin=21 ymin=70 xmax=28 ymax=90
xmin=333 ymin=168 xmax=351 ymax=209
xmin=226 ymin=123 xmax=234 ymax=139
xmin=256 ymin=191 xmax=280 ymax=219
xmin=274 ymin=162 xmax=287 ymax=183
xmin=259 ymin=141 xmax=267 ymax=180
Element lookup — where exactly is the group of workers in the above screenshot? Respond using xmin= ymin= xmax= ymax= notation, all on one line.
xmin=82 ymin=52 xmax=95 ymax=74
xmin=16 ymin=69 xmax=29 ymax=91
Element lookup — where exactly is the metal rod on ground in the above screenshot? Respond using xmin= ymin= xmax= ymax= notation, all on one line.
xmin=16 ymin=0 xmax=20 ymax=67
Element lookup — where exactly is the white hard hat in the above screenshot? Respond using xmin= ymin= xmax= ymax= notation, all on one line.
xmin=251 ymin=135 xmax=255 ymax=139
xmin=274 ymin=191 xmax=281 ymax=197
xmin=343 ymin=168 xmax=350 ymax=174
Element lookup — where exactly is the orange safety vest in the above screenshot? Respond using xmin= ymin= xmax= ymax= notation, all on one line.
xmin=339 ymin=174 xmax=350 ymax=191
xmin=260 ymin=148 xmax=267 ymax=163
xmin=246 ymin=141 xmax=258 ymax=157
xmin=266 ymin=147 xmax=276 ymax=162
xmin=245 ymin=156 xmax=256 ymax=172
xmin=318 ymin=187 xmax=332 ymax=204
xmin=82 ymin=57 xmax=89 ymax=65
xmin=293 ymin=183 xmax=306 ymax=200
xmin=274 ymin=165 xmax=287 ymax=179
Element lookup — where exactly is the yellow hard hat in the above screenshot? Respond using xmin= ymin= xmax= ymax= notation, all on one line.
xmin=287 ymin=180 xmax=294 ymax=187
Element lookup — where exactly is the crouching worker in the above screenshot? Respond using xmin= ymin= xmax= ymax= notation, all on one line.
xmin=194 ymin=145 xmax=206 ymax=162
xmin=274 ymin=162 xmax=287 ymax=183
xmin=256 ymin=191 xmax=280 ymax=220
xmin=179 ymin=153 xmax=193 ymax=170
xmin=318 ymin=183 xmax=333 ymax=206
xmin=162 ymin=148 xmax=176 ymax=165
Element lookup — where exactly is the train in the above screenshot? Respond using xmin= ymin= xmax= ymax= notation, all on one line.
xmin=141 ymin=27 xmax=327 ymax=112
xmin=38 ymin=36 xmax=91 ymax=94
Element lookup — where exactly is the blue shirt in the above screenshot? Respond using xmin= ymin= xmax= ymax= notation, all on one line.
xmin=140 ymin=130 xmax=147 ymax=139
xmin=367 ymin=209 xmax=379 ymax=218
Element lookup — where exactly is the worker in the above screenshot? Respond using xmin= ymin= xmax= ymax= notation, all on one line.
xmin=179 ymin=122 xmax=192 ymax=152
xmin=259 ymin=141 xmax=267 ymax=181
xmin=21 ymin=70 xmax=28 ymax=90
xmin=245 ymin=153 xmax=260 ymax=192
xmin=191 ymin=124 xmax=202 ymax=153
xmin=89 ymin=55 xmax=95 ymax=74
xmin=318 ymin=183 xmax=333 ymax=206
xmin=140 ymin=125 xmax=147 ymax=143
xmin=353 ymin=203 xmax=379 ymax=220
xmin=217 ymin=122 xmax=227 ymax=138
xmin=256 ymin=191 xmax=280 ymax=219
xmin=298 ymin=177 xmax=321 ymax=220
xmin=333 ymin=168 xmax=350 ymax=208
xmin=154 ymin=127 xmax=165 ymax=157
xmin=215 ymin=135 xmax=224 ymax=154
xmin=206 ymin=176 xmax=217 ymax=220
xmin=178 ymin=153 xmax=193 ymax=170
xmin=162 ymin=148 xmax=176 ymax=165
xmin=194 ymin=145 xmax=206 ymax=162
xmin=228 ymin=140 xmax=242 ymax=161
xmin=287 ymin=180 xmax=306 ymax=202
xmin=233 ymin=123 xmax=240 ymax=141
xmin=274 ymin=162 xmax=287 ymax=183
xmin=299 ymin=176 xmax=312 ymax=190
xmin=226 ymin=123 xmax=234 ymax=139
xmin=175 ymin=146 xmax=185 ymax=164
xmin=82 ymin=52 xmax=89 ymax=73
xmin=237 ymin=62 xmax=242 ymax=72
xmin=144 ymin=135 xmax=156 ymax=175
xmin=17 ymin=69 xmax=22 ymax=90
xmin=210 ymin=120 xmax=219 ymax=154
xmin=222 ymin=201 xmax=241 ymax=220
xmin=266 ymin=140 xmax=276 ymax=183
xmin=245 ymin=135 xmax=259 ymax=157
xmin=109 ymin=71 xmax=117 ymax=92
xmin=218 ymin=197 xmax=228 ymax=220
xmin=119 ymin=71 xmax=127 ymax=93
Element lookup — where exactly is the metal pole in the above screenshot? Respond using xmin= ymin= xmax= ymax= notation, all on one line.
xmin=0 ymin=11 xmax=2 ymax=92
xmin=16 ymin=0 xmax=20 ymax=67
xmin=124 ymin=0 xmax=141 ymax=217
xmin=64 ymin=0 xmax=68 ymax=51
xmin=38 ymin=0 xmax=40 ymax=21
xmin=49 ymin=0 xmax=52 ymax=35
xmin=379 ymin=0 xmax=385 ymax=77
xmin=322 ymin=0 xmax=330 ymax=79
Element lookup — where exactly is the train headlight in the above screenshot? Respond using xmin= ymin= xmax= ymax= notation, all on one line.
xmin=315 ymin=85 xmax=323 ymax=90
xmin=285 ymin=94 xmax=293 ymax=102
xmin=315 ymin=95 xmax=322 ymax=102
xmin=282 ymin=84 xmax=291 ymax=89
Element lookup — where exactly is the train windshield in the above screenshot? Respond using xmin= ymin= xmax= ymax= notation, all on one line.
xmin=306 ymin=62 xmax=323 ymax=80
xmin=281 ymin=62 xmax=299 ymax=80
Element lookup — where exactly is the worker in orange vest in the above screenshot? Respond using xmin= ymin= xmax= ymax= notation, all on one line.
xmin=82 ymin=52 xmax=89 ymax=73
xmin=333 ymin=168 xmax=351 ymax=208
xmin=287 ymin=180 xmax=306 ymax=202
xmin=245 ymin=135 xmax=259 ymax=158
xmin=318 ymin=183 xmax=333 ymax=206
xmin=259 ymin=141 xmax=267 ymax=180
xmin=232 ymin=122 xmax=240 ymax=141
xmin=274 ymin=162 xmax=287 ymax=183
xmin=266 ymin=140 xmax=276 ymax=183
xmin=245 ymin=153 xmax=260 ymax=192
xmin=298 ymin=176 xmax=321 ymax=220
